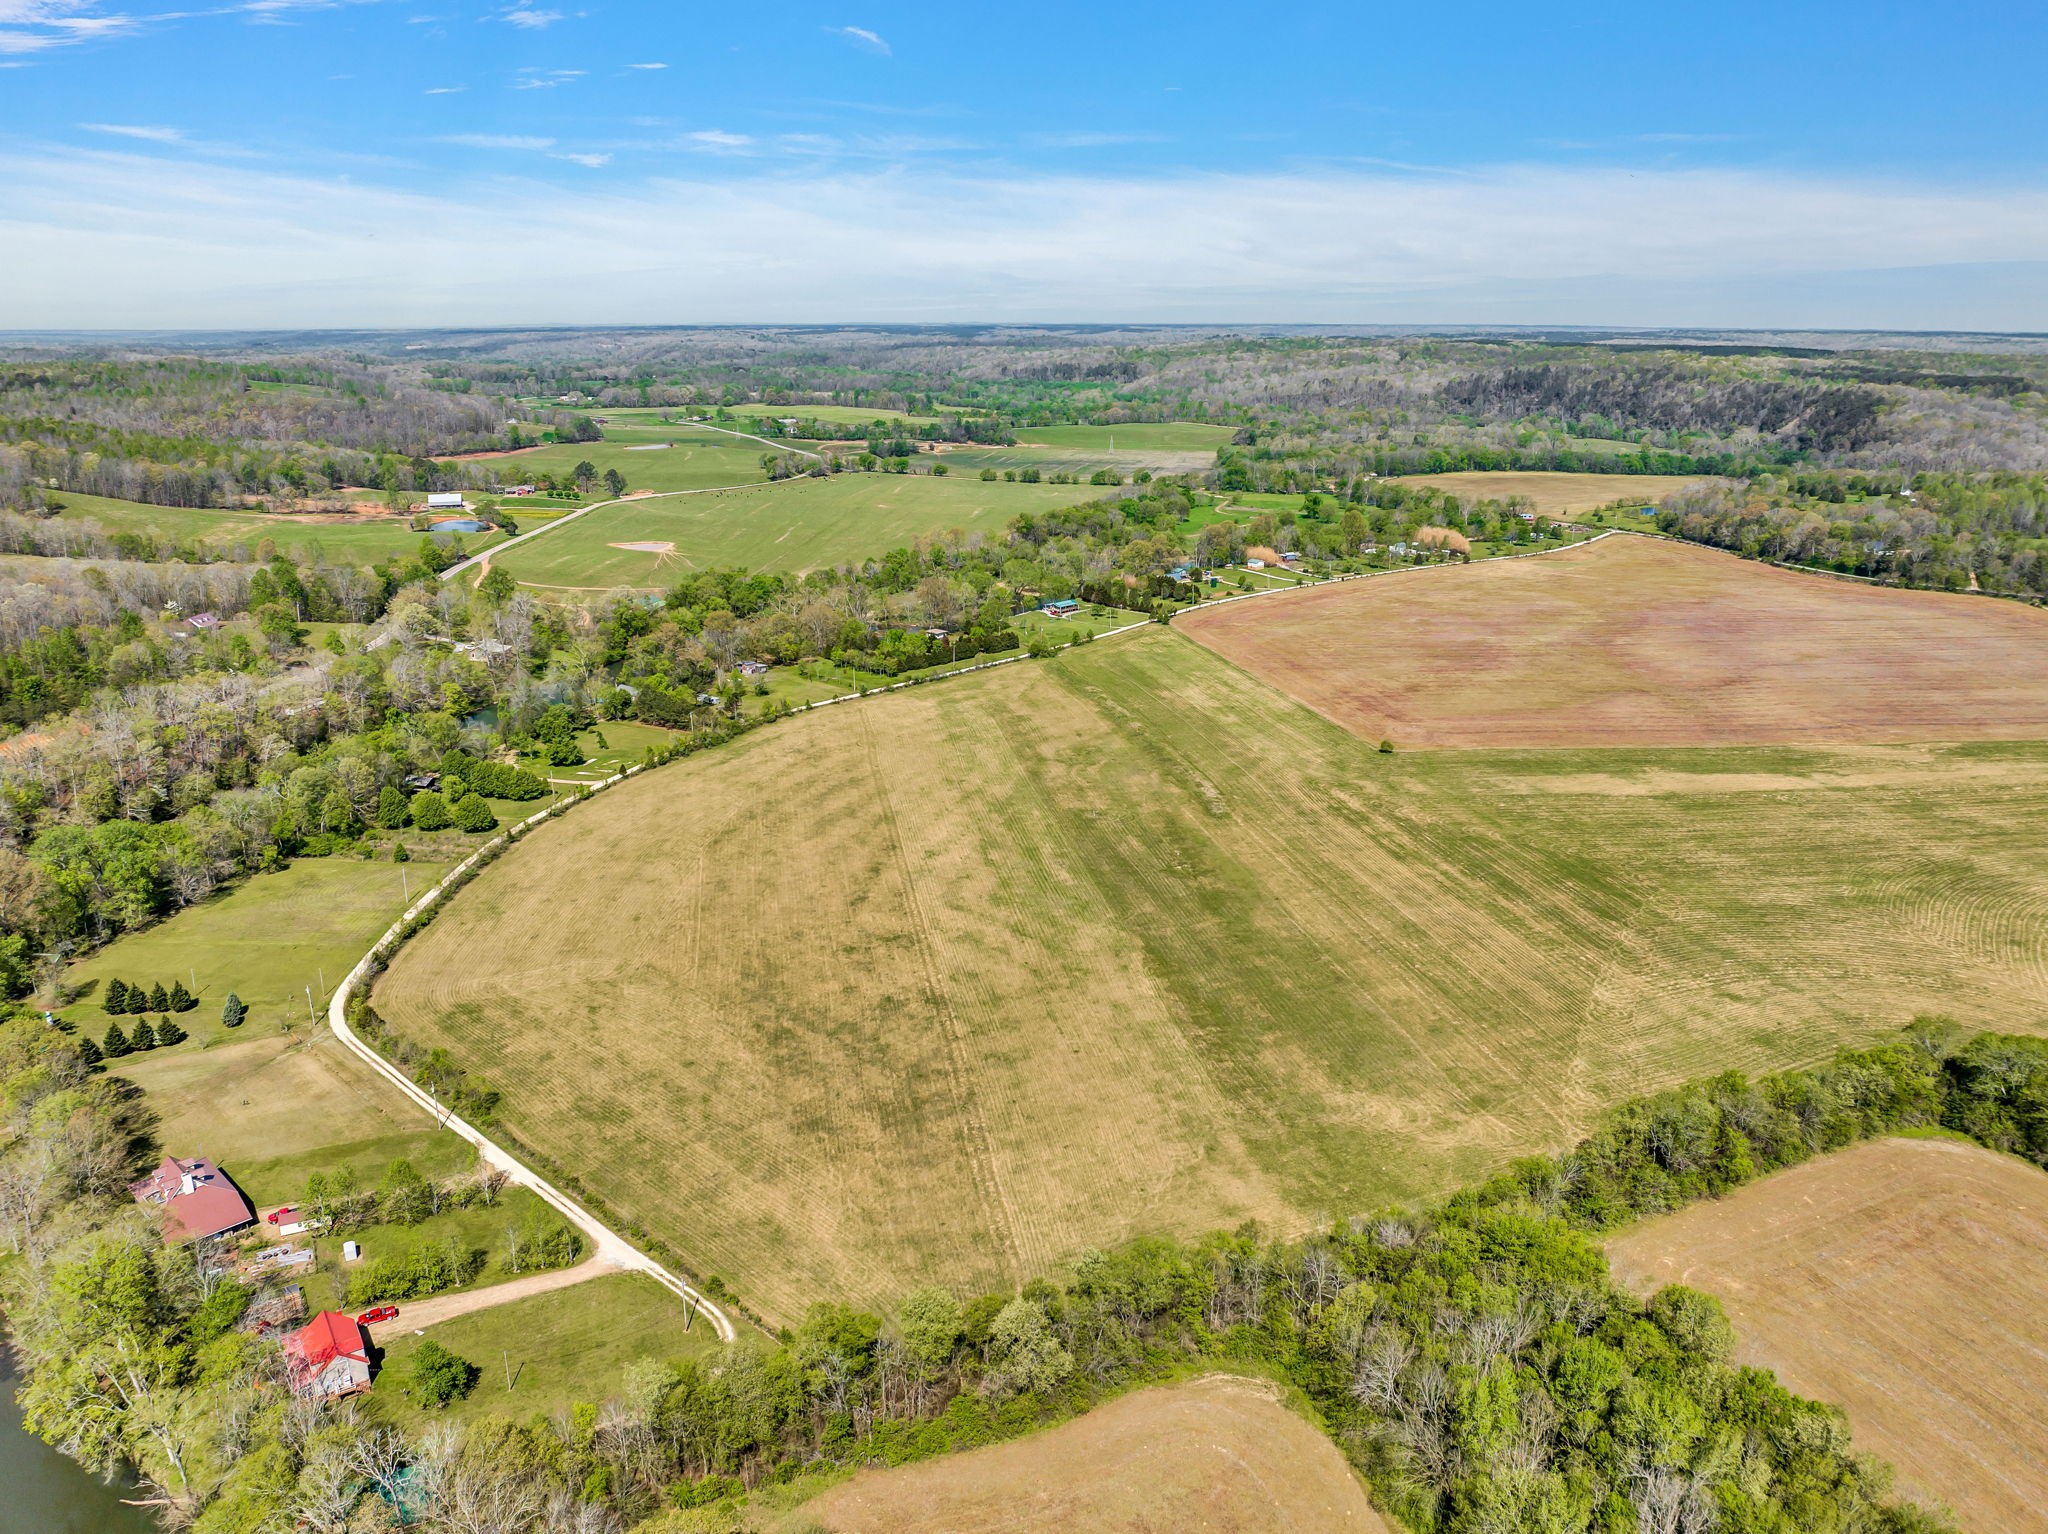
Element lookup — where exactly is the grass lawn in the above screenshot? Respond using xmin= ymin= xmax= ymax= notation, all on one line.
xmin=115 ymin=1032 xmax=472 ymax=1207
xmin=48 ymin=492 xmax=500 ymax=564
xmin=488 ymin=473 xmax=1095 ymax=588
xmin=299 ymin=1186 xmax=575 ymax=1311
xmin=515 ymin=721 xmax=686 ymax=786
xmin=375 ymin=617 xmax=2048 ymax=1324
xmin=370 ymin=1273 xmax=727 ymax=1429
xmin=59 ymin=853 xmax=452 ymax=1040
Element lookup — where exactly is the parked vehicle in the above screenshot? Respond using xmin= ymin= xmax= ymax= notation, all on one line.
xmin=356 ymin=1305 xmax=399 ymax=1326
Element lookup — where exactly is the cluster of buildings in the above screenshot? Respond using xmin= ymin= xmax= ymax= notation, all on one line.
xmin=130 ymin=1153 xmax=375 ymax=1401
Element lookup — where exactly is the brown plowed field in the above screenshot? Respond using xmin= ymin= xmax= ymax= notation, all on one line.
xmin=1381 ymin=469 xmax=1704 ymax=515
xmin=1177 ymin=535 xmax=2048 ymax=749
xmin=803 ymin=1375 xmax=1387 ymax=1534
xmin=1606 ymin=1138 xmax=2048 ymax=1533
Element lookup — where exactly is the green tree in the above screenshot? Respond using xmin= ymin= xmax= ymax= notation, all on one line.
xmin=409 ymin=791 xmax=453 ymax=831
xmin=129 ymin=1017 xmax=156 ymax=1050
xmin=75 ymin=1034 xmax=103 ymax=1067
xmin=220 ymin=993 xmax=245 ymax=1029
xmin=376 ymin=784 xmax=411 ymax=829
xmin=572 ymin=460 xmax=598 ymax=487
xmin=148 ymin=983 xmax=169 ymax=1013
xmin=102 ymin=978 xmax=129 ymax=1014
xmin=603 ymin=468 xmax=627 ymax=497
xmin=392 ymin=843 xmax=411 ymax=864
xmin=985 ymin=1297 xmax=1071 ymax=1398
xmin=451 ymin=794 xmax=496 ymax=833
xmin=405 ymin=1339 xmax=480 ymax=1408
xmin=167 ymin=980 xmax=195 ymax=1012
xmin=155 ymin=1016 xmax=187 ymax=1046
xmin=478 ymin=567 xmax=516 ymax=607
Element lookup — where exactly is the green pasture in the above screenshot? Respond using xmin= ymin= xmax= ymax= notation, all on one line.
xmin=370 ymin=1273 xmax=725 ymax=1429
xmin=1012 ymin=422 xmax=1236 ymax=452
xmin=462 ymin=427 xmax=774 ymax=499
xmin=48 ymin=492 xmax=499 ymax=564
xmin=488 ymin=473 xmax=1093 ymax=588
xmin=57 ymin=853 xmax=451 ymax=1041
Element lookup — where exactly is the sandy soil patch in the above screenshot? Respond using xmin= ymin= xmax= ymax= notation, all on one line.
xmin=1179 ymin=534 xmax=2048 ymax=749
xmin=804 ymin=1375 xmax=1386 ymax=1534
xmin=1606 ymin=1137 xmax=2048 ymax=1533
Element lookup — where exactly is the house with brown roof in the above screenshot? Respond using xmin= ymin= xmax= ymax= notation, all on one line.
xmin=283 ymin=1311 xmax=373 ymax=1400
xmin=129 ymin=1155 xmax=256 ymax=1245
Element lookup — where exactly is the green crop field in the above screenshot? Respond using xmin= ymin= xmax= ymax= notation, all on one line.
xmin=47 ymin=492 xmax=498 ymax=563
xmin=486 ymin=473 xmax=1096 ymax=588
xmin=375 ymin=618 xmax=2048 ymax=1324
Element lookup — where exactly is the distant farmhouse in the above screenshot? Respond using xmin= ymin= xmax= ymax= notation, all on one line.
xmin=129 ymin=1155 xmax=255 ymax=1244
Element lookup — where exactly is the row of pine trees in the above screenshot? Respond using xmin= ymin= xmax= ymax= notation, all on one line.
xmin=81 ymin=989 xmax=245 ymax=1065
xmin=102 ymin=977 xmax=198 ymax=1015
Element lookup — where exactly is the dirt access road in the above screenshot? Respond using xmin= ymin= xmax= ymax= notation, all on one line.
xmin=363 ymin=1256 xmax=611 ymax=1342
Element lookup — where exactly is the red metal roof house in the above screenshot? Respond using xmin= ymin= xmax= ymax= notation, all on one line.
xmin=128 ymin=1155 xmax=256 ymax=1244
xmin=283 ymin=1311 xmax=374 ymax=1400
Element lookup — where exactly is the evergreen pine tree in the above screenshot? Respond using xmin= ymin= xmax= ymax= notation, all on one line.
xmin=102 ymin=1021 xmax=131 ymax=1057
xmin=131 ymin=1017 xmax=157 ymax=1050
xmin=149 ymin=982 xmax=169 ymax=1012
xmin=377 ymin=784 xmax=411 ymax=829
xmin=392 ymin=843 xmax=410 ymax=864
xmin=221 ymin=993 xmax=245 ymax=1029
xmin=156 ymin=1016 xmax=187 ymax=1046
xmin=103 ymin=978 xmax=129 ymax=1014
xmin=127 ymin=982 xmax=149 ymax=1014
xmin=168 ymin=980 xmax=196 ymax=1012
xmin=76 ymin=1035 xmax=103 ymax=1067
xmin=452 ymin=793 xmax=497 ymax=833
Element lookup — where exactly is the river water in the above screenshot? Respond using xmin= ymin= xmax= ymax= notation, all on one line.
xmin=0 ymin=1339 xmax=159 ymax=1534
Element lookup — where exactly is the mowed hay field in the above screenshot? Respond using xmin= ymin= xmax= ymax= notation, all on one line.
xmin=802 ymin=1374 xmax=1386 ymax=1534
xmin=1180 ymin=534 xmax=2048 ymax=749
xmin=1607 ymin=1139 xmax=2048 ymax=1534
xmin=463 ymin=425 xmax=774 ymax=498
xmin=377 ymin=626 xmax=2048 ymax=1321
xmin=1380 ymin=470 xmax=1705 ymax=515
xmin=489 ymin=474 xmax=1093 ymax=588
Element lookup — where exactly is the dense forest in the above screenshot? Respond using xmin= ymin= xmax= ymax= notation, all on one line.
xmin=0 ymin=358 xmax=594 ymax=511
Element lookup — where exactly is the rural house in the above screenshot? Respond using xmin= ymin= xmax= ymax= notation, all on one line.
xmin=283 ymin=1311 xmax=373 ymax=1400
xmin=183 ymin=611 xmax=221 ymax=632
xmin=129 ymin=1155 xmax=256 ymax=1244
xmin=1042 ymin=598 xmax=1081 ymax=617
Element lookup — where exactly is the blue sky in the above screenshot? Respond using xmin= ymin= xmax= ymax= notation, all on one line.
xmin=3 ymin=0 xmax=2046 ymax=327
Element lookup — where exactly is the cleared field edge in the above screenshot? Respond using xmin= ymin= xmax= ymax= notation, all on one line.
xmin=1603 ymin=1136 xmax=2048 ymax=1534
xmin=802 ymin=1371 xmax=1392 ymax=1534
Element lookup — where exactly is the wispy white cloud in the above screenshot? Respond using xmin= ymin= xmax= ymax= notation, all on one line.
xmin=502 ymin=5 xmax=558 ymax=27
xmin=1025 ymin=130 xmax=1168 ymax=149
xmin=423 ymin=84 xmax=464 ymax=94
xmin=82 ymin=121 xmax=183 ymax=142
xmin=626 ymin=60 xmax=663 ymax=69
xmin=511 ymin=65 xmax=582 ymax=89
xmin=8 ymin=149 xmax=2048 ymax=329
xmin=550 ymin=151 xmax=609 ymax=168
xmin=827 ymin=24 xmax=888 ymax=55
xmin=684 ymin=129 xmax=752 ymax=151
xmin=440 ymin=132 xmax=554 ymax=150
